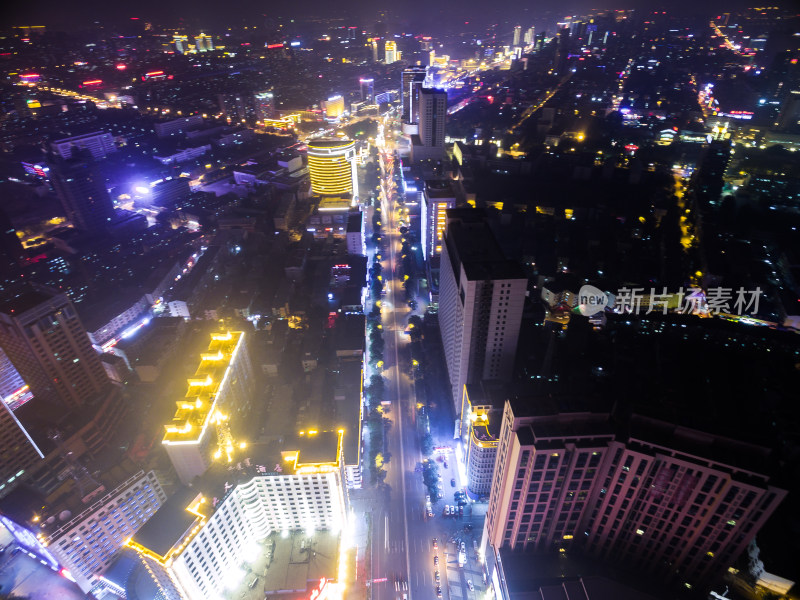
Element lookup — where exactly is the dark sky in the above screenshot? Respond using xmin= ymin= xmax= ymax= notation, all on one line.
xmin=2 ymin=0 xmax=783 ymax=32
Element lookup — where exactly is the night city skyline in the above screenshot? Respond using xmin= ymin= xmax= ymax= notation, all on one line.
xmin=0 ymin=3 xmax=799 ymax=600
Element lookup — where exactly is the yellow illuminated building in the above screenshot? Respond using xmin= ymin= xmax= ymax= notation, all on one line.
xmin=162 ymin=331 xmax=252 ymax=485
xmin=128 ymin=430 xmax=350 ymax=600
xmin=385 ymin=40 xmax=397 ymax=64
xmin=307 ymin=139 xmax=358 ymax=198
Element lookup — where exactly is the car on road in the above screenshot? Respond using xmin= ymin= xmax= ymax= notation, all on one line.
xmin=459 ymin=506 xmax=464 ymax=516
xmin=436 ymin=586 xmax=442 ymax=598
xmin=450 ymin=478 xmax=456 ymax=487
xmin=434 ymin=556 xmax=439 ymax=566
xmin=444 ymin=506 xmax=450 ymax=516
xmin=444 ymin=461 xmax=448 ymax=468
xmin=467 ymin=580 xmax=474 ymax=591
xmin=432 ymin=538 xmax=438 ymax=549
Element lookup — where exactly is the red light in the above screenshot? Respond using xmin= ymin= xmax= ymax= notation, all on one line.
xmin=146 ymin=70 xmax=164 ymax=76
xmin=116 ymin=64 xmax=127 ymax=70
xmin=82 ymin=79 xmax=102 ymax=85
xmin=20 ymin=73 xmax=39 ymax=78
xmin=267 ymin=43 xmax=283 ymax=49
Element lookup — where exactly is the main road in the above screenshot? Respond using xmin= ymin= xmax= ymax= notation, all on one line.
xmin=366 ymin=116 xmax=484 ymax=600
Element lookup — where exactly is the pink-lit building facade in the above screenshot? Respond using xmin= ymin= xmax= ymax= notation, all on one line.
xmin=482 ymin=400 xmax=786 ymax=588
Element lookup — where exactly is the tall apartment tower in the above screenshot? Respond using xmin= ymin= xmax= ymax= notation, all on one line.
xmin=0 ymin=285 xmax=109 ymax=409
xmin=401 ymin=66 xmax=427 ymax=122
xmin=512 ymin=25 xmax=522 ymax=47
xmin=437 ymin=210 xmax=527 ymax=418
xmin=162 ymin=331 xmax=253 ymax=485
xmin=48 ymin=155 xmax=115 ymax=233
xmin=421 ymin=179 xmax=457 ymax=260
xmin=253 ymin=91 xmax=275 ymax=121
xmin=385 ymin=40 xmax=397 ymax=64
xmin=411 ymin=87 xmax=448 ymax=162
xmin=360 ymin=78 xmax=375 ymax=104
xmin=482 ymin=401 xmax=787 ymax=589
xmin=524 ymin=26 xmax=535 ymax=45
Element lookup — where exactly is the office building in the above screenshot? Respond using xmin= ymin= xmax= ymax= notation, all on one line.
xmin=253 ymin=91 xmax=275 ymax=121
xmin=326 ymin=95 xmax=345 ymax=119
xmin=154 ymin=115 xmax=204 ymax=138
xmin=360 ymin=78 xmax=375 ymax=104
xmin=194 ymin=33 xmax=213 ymax=52
xmin=411 ymin=87 xmax=447 ymax=161
xmin=0 ymin=381 xmax=44 ymax=498
xmin=401 ymin=66 xmax=427 ymax=122
xmin=512 ymin=25 xmax=522 ymax=47
xmin=43 ymin=470 xmax=167 ymax=592
xmin=162 ymin=331 xmax=253 ymax=485
xmin=438 ymin=210 xmax=527 ymax=415
xmin=49 ymin=156 xmax=115 ymax=233
xmin=461 ymin=382 xmax=507 ymax=496
xmin=0 ymin=286 xmax=109 ymax=409
xmin=128 ymin=431 xmax=349 ymax=600
xmin=420 ymin=180 xmax=457 ymax=260
xmin=346 ymin=211 xmax=365 ymax=255
xmin=307 ymin=139 xmax=358 ymax=198
xmin=385 ymin=40 xmax=397 ymax=64
xmin=0 ymin=515 xmax=86 ymax=599
xmin=0 ymin=347 xmax=31 ymax=409
xmin=219 ymin=93 xmax=256 ymax=124
xmin=51 ymin=132 xmax=116 ymax=161
xmin=482 ymin=401 xmax=787 ymax=588
xmin=524 ymin=26 xmax=535 ymax=45
xmin=173 ymin=34 xmax=188 ymax=54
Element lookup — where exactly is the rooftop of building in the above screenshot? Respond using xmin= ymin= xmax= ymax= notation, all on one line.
xmin=307 ymin=138 xmax=354 ymax=149
xmin=129 ymin=485 xmax=203 ymax=558
xmin=444 ymin=209 xmax=527 ymax=282
xmin=424 ymin=179 xmax=457 ymax=198
xmin=346 ymin=211 xmax=362 ymax=233
xmin=497 ymin=548 xmax=659 ymax=600
xmin=162 ymin=330 xmax=247 ymax=445
xmin=0 ymin=284 xmax=62 ymax=318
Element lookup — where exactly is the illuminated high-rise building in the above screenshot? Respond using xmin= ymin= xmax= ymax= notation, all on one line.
xmin=49 ymin=155 xmax=115 ymax=234
xmin=401 ymin=65 xmax=427 ymax=122
xmin=524 ymin=26 xmax=535 ymax=45
xmin=385 ymin=40 xmax=397 ymax=64
xmin=512 ymin=25 xmax=522 ymax=47
xmin=253 ymin=91 xmax=274 ymax=121
xmin=162 ymin=331 xmax=253 ymax=485
xmin=325 ymin=94 xmax=345 ymax=119
xmin=0 ymin=285 xmax=109 ymax=409
xmin=420 ymin=179 xmax=456 ymax=259
xmin=417 ymin=87 xmax=446 ymax=147
xmin=437 ymin=210 xmax=527 ymax=414
xmin=128 ymin=431 xmax=349 ymax=600
xmin=194 ymin=33 xmax=213 ymax=52
xmin=482 ymin=403 xmax=787 ymax=588
xmin=307 ymin=139 xmax=358 ymax=198
xmin=360 ymin=78 xmax=375 ymax=104
xmin=173 ymin=34 xmax=188 ymax=53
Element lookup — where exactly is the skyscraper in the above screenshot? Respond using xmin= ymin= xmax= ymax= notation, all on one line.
xmin=307 ymin=139 xmax=359 ymax=198
xmin=482 ymin=401 xmax=787 ymax=588
xmin=162 ymin=331 xmax=253 ymax=485
xmin=421 ymin=180 xmax=457 ymax=259
xmin=512 ymin=25 xmax=522 ymax=47
xmin=437 ymin=210 xmax=527 ymax=416
xmin=253 ymin=91 xmax=275 ymax=121
xmin=401 ymin=66 xmax=427 ymax=122
xmin=129 ymin=431 xmax=349 ymax=600
xmin=411 ymin=87 xmax=448 ymax=161
xmin=0 ymin=285 xmax=109 ymax=409
xmin=360 ymin=78 xmax=375 ymax=104
xmin=325 ymin=94 xmax=345 ymax=119
xmin=48 ymin=155 xmax=115 ymax=234
xmin=385 ymin=40 xmax=397 ymax=64
xmin=173 ymin=34 xmax=188 ymax=54
xmin=524 ymin=26 xmax=535 ymax=45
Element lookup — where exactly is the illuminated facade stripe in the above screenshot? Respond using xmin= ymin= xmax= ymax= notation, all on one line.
xmin=307 ymin=140 xmax=358 ymax=197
